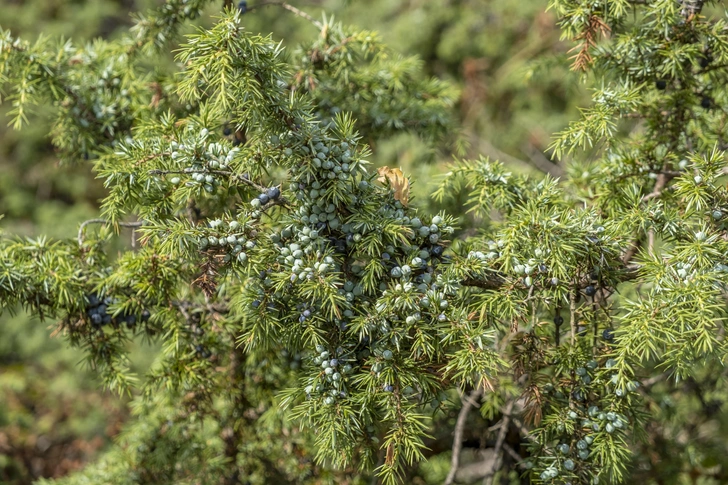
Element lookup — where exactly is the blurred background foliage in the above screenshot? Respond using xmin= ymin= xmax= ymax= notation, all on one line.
xmin=0 ymin=0 xmax=584 ymax=483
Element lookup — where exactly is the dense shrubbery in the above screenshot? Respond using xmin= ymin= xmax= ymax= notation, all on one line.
xmin=3 ymin=1 xmax=728 ymax=484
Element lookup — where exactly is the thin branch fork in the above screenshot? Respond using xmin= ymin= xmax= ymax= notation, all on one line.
xmin=444 ymin=387 xmax=483 ymax=485
xmin=641 ymin=170 xmax=676 ymax=202
xmin=482 ymin=400 xmax=516 ymax=485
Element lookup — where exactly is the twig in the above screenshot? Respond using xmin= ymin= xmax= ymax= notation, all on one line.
xmin=149 ymin=169 xmax=290 ymax=208
xmin=509 ymin=416 xmax=536 ymax=442
xmin=482 ymin=400 xmax=516 ymax=485
xmin=444 ymin=387 xmax=484 ymax=485
xmin=569 ymin=289 xmax=577 ymax=344
xmin=477 ymin=139 xmax=534 ymax=173
xmin=523 ymin=145 xmax=565 ymax=178
xmin=647 ymin=229 xmax=655 ymax=256
xmin=78 ymin=218 xmax=144 ymax=246
xmin=149 ymin=169 xmax=268 ymax=192
xmin=247 ymin=2 xmax=324 ymax=30
xmin=680 ymin=0 xmax=705 ymax=19
xmin=502 ymin=443 xmax=523 ymax=464
xmin=462 ymin=264 xmax=639 ymax=293
xmin=641 ymin=171 xmax=674 ymax=202
xmin=621 ymin=238 xmax=641 ymax=265
xmin=459 ymin=388 xmax=482 ymax=408
xmin=640 ymin=371 xmax=670 ymax=389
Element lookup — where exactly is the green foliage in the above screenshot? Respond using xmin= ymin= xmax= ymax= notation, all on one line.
xmin=4 ymin=1 xmax=728 ymax=484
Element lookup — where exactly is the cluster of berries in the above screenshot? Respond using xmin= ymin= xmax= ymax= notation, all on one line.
xmin=306 ymin=345 xmax=354 ymax=405
xmin=533 ymin=359 xmax=639 ymax=482
xmin=168 ymin=128 xmax=240 ymax=193
xmin=198 ymin=219 xmax=253 ymax=264
xmin=85 ymin=293 xmax=150 ymax=328
xmin=250 ymin=186 xmax=281 ymax=208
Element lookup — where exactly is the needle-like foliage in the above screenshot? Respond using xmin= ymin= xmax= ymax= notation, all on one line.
xmin=2 ymin=1 xmax=728 ymax=484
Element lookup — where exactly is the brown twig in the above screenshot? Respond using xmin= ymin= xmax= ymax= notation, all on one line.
xmin=523 ymin=144 xmax=565 ymax=178
xmin=569 ymin=289 xmax=577 ymax=344
xmin=482 ymin=400 xmax=516 ymax=485
xmin=444 ymin=387 xmax=484 ymax=485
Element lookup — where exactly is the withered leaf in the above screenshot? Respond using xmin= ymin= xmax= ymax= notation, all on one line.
xmin=377 ymin=166 xmax=410 ymax=206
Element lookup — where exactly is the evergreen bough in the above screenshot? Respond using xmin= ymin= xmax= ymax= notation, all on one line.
xmin=2 ymin=0 xmax=728 ymax=483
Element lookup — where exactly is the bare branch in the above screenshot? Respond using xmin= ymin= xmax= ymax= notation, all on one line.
xmin=444 ymin=387 xmax=483 ymax=485
xmin=78 ymin=218 xmax=144 ymax=246
xmin=247 ymin=2 xmax=324 ymax=30
xmin=482 ymin=400 xmax=516 ymax=485
xmin=523 ymin=144 xmax=565 ymax=178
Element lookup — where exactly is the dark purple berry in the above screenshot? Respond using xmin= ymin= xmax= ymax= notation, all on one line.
xmin=303 ymin=309 xmax=312 ymax=318
xmin=238 ymin=0 xmax=247 ymax=14
xmin=223 ymin=127 xmax=232 ymax=136
xmin=141 ymin=309 xmax=151 ymax=322
xmin=91 ymin=313 xmax=103 ymax=325
xmin=554 ymin=315 xmax=564 ymax=326
xmin=699 ymin=54 xmax=713 ymax=68
xmin=267 ymin=187 xmax=281 ymax=200
xmin=259 ymin=193 xmax=270 ymax=204
xmin=585 ymin=285 xmax=597 ymax=297
xmin=655 ymin=79 xmax=666 ymax=90
xmin=431 ymin=245 xmax=444 ymax=257
xmin=602 ymin=329 xmax=614 ymax=341
xmin=252 ymin=300 xmax=261 ymax=308
xmin=384 ymin=384 xmax=394 ymax=392
xmin=701 ymin=96 xmax=712 ymax=109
